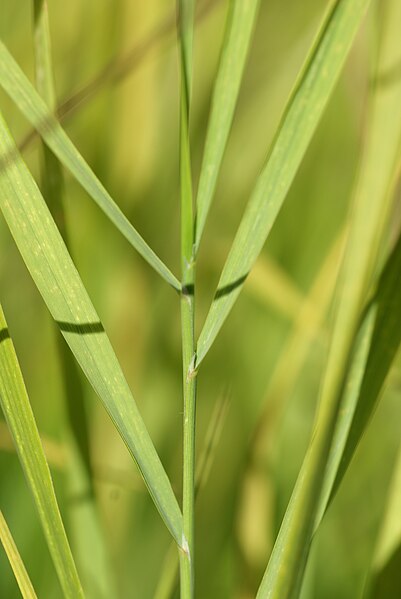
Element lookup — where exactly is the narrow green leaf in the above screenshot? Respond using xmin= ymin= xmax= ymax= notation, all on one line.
xmin=0 ymin=305 xmax=84 ymax=599
xmin=178 ymin=0 xmax=195 ymax=276
xmin=0 ymin=511 xmax=38 ymax=599
xmin=0 ymin=112 xmax=183 ymax=547
xmin=256 ymin=1 xmax=401 ymax=596
xmin=194 ymin=0 xmax=260 ymax=251
xmin=197 ymin=0 xmax=371 ymax=366
xmin=0 ymin=40 xmax=180 ymax=292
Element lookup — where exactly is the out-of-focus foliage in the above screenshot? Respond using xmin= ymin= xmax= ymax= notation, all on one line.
xmin=0 ymin=1 xmax=400 ymax=598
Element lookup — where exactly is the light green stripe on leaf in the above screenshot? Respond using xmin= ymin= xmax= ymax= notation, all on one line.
xmin=0 ymin=39 xmax=180 ymax=292
xmin=0 ymin=111 xmax=183 ymax=547
xmin=197 ymin=0 xmax=371 ymax=365
xmin=0 ymin=306 xmax=84 ymax=599
xmin=194 ymin=0 xmax=260 ymax=251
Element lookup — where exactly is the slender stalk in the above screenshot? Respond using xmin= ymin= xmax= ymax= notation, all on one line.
xmin=177 ymin=0 xmax=196 ymax=596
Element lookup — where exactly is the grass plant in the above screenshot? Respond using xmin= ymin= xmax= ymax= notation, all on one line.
xmin=1 ymin=0 xmax=401 ymax=597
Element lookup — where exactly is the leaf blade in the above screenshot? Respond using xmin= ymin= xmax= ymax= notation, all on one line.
xmin=256 ymin=0 xmax=401 ymax=595
xmin=197 ymin=0 xmax=371 ymax=365
xmin=0 ymin=305 xmax=84 ymax=599
xmin=0 ymin=111 xmax=183 ymax=547
xmin=317 ymin=228 xmax=401 ymax=527
xmin=314 ymin=0 xmax=401 ymax=528
xmin=0 ymin=40 xmax=180 ymax=292
xmin=0 ymin=511 xmax=38 ymax=599
xmin=194 ymin=0 xmax=260 ymax=251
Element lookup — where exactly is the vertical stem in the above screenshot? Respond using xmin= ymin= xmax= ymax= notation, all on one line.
xmin=180 ymin=276 xmax=196 ymax=597
xmin=177 ymin=1 xmax=196 ymax=597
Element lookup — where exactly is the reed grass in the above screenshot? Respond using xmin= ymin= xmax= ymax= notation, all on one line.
xmin=1 ymin=0 xmax=401 ymax=597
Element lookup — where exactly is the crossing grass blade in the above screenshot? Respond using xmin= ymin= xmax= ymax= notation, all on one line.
xmin=0 ymin=40 xmax=180 ymax=292
xmin=0 ymin=511 xmax=38 ymax=599
xmin=0 ymin=112 xmax=183 ymax=547
xmin=0 ymin=305 xmax=84 ymax=599
xmin=196 ymin=0 xmax=371 ymax=366
xmin=256 ymin=1 xmax=401 ymax=596
xmin=194 ymin=0 xmax=260 ymax=251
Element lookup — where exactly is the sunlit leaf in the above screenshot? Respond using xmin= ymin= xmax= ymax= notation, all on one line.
xmin=0 ymin=112 xmax=183 ymax=547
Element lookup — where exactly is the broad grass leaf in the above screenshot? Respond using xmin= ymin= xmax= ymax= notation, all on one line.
xmin=0 ymin=112 xmax=183 ymax=546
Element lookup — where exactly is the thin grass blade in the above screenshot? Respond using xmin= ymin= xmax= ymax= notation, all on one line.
xmin=0 ymin=40 xmax=180 ymax=291
xmin=256 ymin=1 xmax=401 ymax=595
xmin=0 ymin=305 xmax=84 ymax=598
xmin=194 ymin=0 xmax=260 ymax=251
xmin=0 ymin=511 xmax=38 ymax=599
xmin=196 ymin=0 xmax=371 ymax=366
xmin=0 ymin=112 xmax=183 ymax=546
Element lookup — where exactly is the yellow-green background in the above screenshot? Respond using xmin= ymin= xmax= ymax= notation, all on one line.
xmin=0 ymin=1 xmax=400 ymax=597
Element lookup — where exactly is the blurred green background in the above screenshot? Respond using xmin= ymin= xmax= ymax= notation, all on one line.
xmin=1 ymin=1 xmax=400 ymax=597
